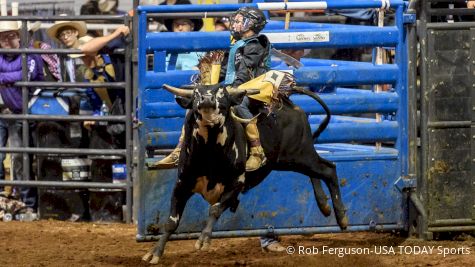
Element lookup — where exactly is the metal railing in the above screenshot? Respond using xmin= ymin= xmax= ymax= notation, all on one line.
xmin=0 ymin=14 xmax=133 ymax=223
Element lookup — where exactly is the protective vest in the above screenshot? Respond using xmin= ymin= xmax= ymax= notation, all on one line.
xmin=224 ymin=35 xmax=271 ymax=85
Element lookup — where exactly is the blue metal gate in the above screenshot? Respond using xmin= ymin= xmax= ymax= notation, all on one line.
xmin=135 ymin=0 xmax=412 ymax=241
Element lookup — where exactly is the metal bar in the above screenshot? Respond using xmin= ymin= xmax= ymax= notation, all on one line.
xmin=138 ymin=1 xmax=405 ymax=13
xmin=147 ymin=121 xmax=399 ymax=147
xmin=407 ymin=0 xmax=419 ymax=13
xmin=428 ymin=226 xmax=475 ymax=232
xmin=15 ymin=81 xmax=126 ymax=89
xmin=0 ymin=147 xmax=126 ymax=156
xmin=0 ymin=15 xmax=126 ymax=21
xmin=427 ymin=121 xmax=472 ymax=128
xmin=427 ymin=22 xmax=475 ymax=29
xmin=271 ymin=15 xmax=347 ymax=23
xmin=0 ymin=114 xmax=126 ymax=122
xmin=137 ymin=6 xmax=148 ymax=228
xmin=428 ymin=8 xmax=475 ymax=16
xmin=418 ymin=0 xmax=430 ymax=239
xmin=136 ymin=224 xmax=403 ymax=242
xmin=426 ymin=0 xmax=469 ymax=2
xmin=395 ymin=4 xmax=409 ymax=179
xmin=0 ymin=180 xmax=127 ymax=189
xmin=133 ymin=0 xmax=140 ymax=224
xmin=430 ymin=219 xmax=475 ymax=227
xmin=147 ymin=12 xmax=233 ymax=19
xmin=144 ymin=65 xmax=399 ymax=88
xmin=39 ymin=22 xmax=125 ymax=33
xmin=409 ymin=193 xmax=428 ymax=219
xmin=124 ymin=15 xmax=133 ymax=224
xmin=20 ymin=15 xmax=30 ymax=189
xmin=144 ymin=91 xmax=400 ymax=119
xmin=0 ymin=48 xmax=124 ymax=55
xmin=407 ymin=6 xmax=418 ymax=181
xmin=145 ymin=27 xmax=399 ymax=52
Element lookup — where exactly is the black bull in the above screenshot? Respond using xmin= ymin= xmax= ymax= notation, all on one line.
xmin=143 ymin=83 xmax=348 ymax=264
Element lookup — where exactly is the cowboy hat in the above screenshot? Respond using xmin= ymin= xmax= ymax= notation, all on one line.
xmin=0 ymin=21 xmax=20 ymax=33
xmin=47 ymin=18 xmax=87 ymax=43
xmin=68 ymin=35 xmax=94 ymax=58
xmin=98 ymin=0 xmax=117 ymax=13
xmin=164 ymin=17 xmax=203 ymax=32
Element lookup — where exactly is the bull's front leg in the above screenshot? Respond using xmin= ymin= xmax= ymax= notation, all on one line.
xmin=195 ymin=175 xmax=245 ymax=251
xmin=143 ymin=182 xmax=193 ymax=264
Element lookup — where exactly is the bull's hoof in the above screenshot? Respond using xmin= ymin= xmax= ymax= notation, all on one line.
xmin=195 ymin=238 xmax=211 ymax=251
xmin=194 ymin=239 xmax=203 ymax=250
xmin=142 ymin=252 xmax=153 ymax=262
xmin=339 ymin=215 xmax=349 ymax=230
xmin=150 ymin=255 xmax=161 ymax=265
xmin=321 ymin=204 xmax=331 ymax=217
xmin=200 ymin=241 xmax=211 ymax=251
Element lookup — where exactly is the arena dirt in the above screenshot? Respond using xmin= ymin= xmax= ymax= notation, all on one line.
xmin=0 ymin=220 xmax=474 ymax=267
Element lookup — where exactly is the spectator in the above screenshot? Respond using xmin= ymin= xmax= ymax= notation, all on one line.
xmin=139 ymin=0 xmax=165 ymax=32
xmin=46 ymin=18 xmax=89 ymax=82
xmin=156 ymin=0 xmax=195 ymax=32
xmin=81 ymin=0 xmax=124 ymax=15
xmin=75 ymin=25 xmax=130 ymax=119
xmin=80 ymin=0 xmax=125 ymax=37
xmin=0 ymin=20 xmax=44 ymax=213
xmin=80 ymin=0 xmax=100 ymax=15
xmin=214 ymin=17 xmax=230 ymax=31
xmin=28 ymin=22 xmax=61 ymax=82
xmin=159 ymin=0 xmax=191 ymax=5
xmin=47 ymin=19 xmax=98 ymax=152
xmin=164 ymin=16 xmax=204 ymax=70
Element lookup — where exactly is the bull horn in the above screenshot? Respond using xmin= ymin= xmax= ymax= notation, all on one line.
xmin=245 ymin=89 xmax=260 ymax=95
xmin=180 ymin=84 xmax=195 ymax=89
xmin=230 ymin=109 xmax=259 ymax=124
xmin=163 ymin=84 xmax=193 ymax=97
xmin=228 ymin=88 xmax=260 ymax=96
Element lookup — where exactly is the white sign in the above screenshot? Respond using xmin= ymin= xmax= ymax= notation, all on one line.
xmin=264 ymin=32 xmax=330 ymax=43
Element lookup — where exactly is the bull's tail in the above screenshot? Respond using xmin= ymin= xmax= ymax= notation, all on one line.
xmin=291 ymin=86 xmax=331 ymax=140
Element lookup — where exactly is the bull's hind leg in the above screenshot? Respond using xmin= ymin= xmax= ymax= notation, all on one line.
xmin=309 ymin=178 xmax=332 ymax=217
xmin=195 ymin=176 xmax=245 ymax=251
xmin=313 ymin=158 xmax=348 ymax=230
xmin=143 ymin=183 xmax=193 ymax=264
xmin=298 ymin=156 xmax=348 ymax=230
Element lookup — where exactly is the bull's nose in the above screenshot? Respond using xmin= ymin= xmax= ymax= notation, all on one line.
xmin=198 ymin=103 xmax=216 ymax=110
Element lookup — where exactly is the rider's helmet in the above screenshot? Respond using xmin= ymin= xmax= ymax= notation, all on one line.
xmin=229 ymin=7 xmax=267 ymax=40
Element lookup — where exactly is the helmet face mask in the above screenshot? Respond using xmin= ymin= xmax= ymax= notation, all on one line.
xmin=230 ymin=7 xmax=266 ymax=40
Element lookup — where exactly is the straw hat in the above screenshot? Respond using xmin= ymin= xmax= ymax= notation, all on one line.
xmin=68 ymin=35 xmax=94 ymax=58
xmin=0 ymin=20 xmax=20 ymax=33
xmin=98 ymin=0 xmax=117 ymax=13
xmin=47 ymin=17 xmax=87 ymax=43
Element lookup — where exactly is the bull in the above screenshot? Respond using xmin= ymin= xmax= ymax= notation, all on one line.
xmin=143 ymin=71 xmax=348 ymax=264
